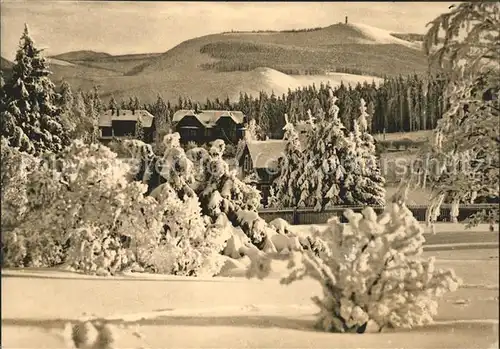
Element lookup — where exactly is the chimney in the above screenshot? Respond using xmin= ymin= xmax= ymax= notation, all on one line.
xmin=345 ymin=16 xmax=348 ymax=24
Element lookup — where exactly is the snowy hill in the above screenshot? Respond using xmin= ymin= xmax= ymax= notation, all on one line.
xmin=3 ymin=22 xmax=428 ymax=103
xmin=348 ymin=23 xmax=422 ymax=49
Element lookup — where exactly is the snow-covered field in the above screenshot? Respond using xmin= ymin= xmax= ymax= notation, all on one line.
xmin=243 ymin=67 xmax=384 ymax=100
xmin=3 ymin=247 xmax=498 ymax=348
xmin=348 ymin=23 xmax=422 ymax=49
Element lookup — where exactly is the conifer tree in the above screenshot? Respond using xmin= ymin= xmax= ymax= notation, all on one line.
xmin=422 ymin=2 xmax=499 ymax=227
xmin=366 ymin=100 xmax=375 ymax=132
xmin=59 ymin=81 xmax=74 ymax=113
xmin=297 ymin=90 xmax=351 ymax=210
xmin=71 ymin=90 xmax=91 ymax=141
xmin=244 ymin=119 xmax=260 ymax=141
xmin=133 ymin=96 xmax=140 ymax=112
xmin=84 ymin=93 xmax=100 ymax=144
xmin=58 ymin=81 xmax=77 ymax=137
xmin=351 ymin=99 xmax=386 ymax=206
xmin=109 ymin=96 xmax=118 ymax=113
xmin=270 ymin=114 xmax=304 ymax=208
xmin=151 ymin=95 xmax=170 ymax=152
xmin=2 ymin=24 xmax=70 ymax=155
xmin=125 ymin=97 xmax=133 ymax=110
xmin=92 ymin=86 xmax=103 ymax=113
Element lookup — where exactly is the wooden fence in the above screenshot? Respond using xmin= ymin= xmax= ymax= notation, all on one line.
xmin=258 ymin=204 xmax=498 ymax=225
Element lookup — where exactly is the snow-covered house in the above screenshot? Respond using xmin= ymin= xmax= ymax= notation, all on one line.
xmin=238 ymin=140 xmax=287 ymax=203
xmin=98 ymin=109 xmax=155 ymax=144
xmin=172 ymin=109 xmax=247 ymax=145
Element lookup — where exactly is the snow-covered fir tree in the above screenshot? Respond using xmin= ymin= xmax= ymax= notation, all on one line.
xmin=188 ymin=139 xmax=268 ymax=247
xmin=337 ymin=129 xmax=364 ymax=204
xmin=247 ymin=201 xmax=461 ymax=333
xmin=235 ymin=118 xmax=262 ymax=162
xmin=350 ymin=98 xmax=386 ymax=206
xmin=71 ymin=91 xmax=93 ymax=142
xmin=245 ymin=118 xmax=260 ymax=141
xmin=88 ymin=94 xmax=101 ymax=144
xmin=269 ymin=113 xmax=304 ymax=208
xmin=296 ymin=90 xmax=351 ymax=210
xmin=1 ymin=24 xmax=70 ymax=155
xmin=58 ymin=81 xmax=78 ymax=138
xmin=421 ymin=2 xmax=499 ymax=227
xmin=59 ymin=81 xmax=74 ymax=113
xmin=108 ymin=95 xmax=118 ymax=113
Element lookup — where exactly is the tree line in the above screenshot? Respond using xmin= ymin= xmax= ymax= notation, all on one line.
xmin=140 ymin=74 xmax=448 ymax=141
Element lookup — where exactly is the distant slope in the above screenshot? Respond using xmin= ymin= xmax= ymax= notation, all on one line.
xmin=1 ymin=56 xmax=14 ymax=70
xmin=49 ymin=51 xmax=163 ymax=75
xmin=51 ymin=50 xmax=112 ymax=62
xmin=1 ymin=57 xmax=14 ymax=80
xmin=138 ymin=22 xmax=427 ymax=78
xmin=46 ymin=57 xmax=76 ymax=67
xmin=8 ymin=22 xmax=430 ymax=103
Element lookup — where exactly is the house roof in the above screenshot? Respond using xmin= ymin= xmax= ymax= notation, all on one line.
xmin=246 ymin=140 xmax=287 ymax=169
xmin=173 ymin=110 xmax=245 ymax=127
xmin=98 ymin=109 xmax=154 ymax=128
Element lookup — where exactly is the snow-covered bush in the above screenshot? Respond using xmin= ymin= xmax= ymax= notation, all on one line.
xmin=136 ymin=135 xmax=230 ymax=276
xmin=1 ymin=138 xmax=38 ymax=231
xmin=148 ymin=183 xmax=228 ymax=276
xmin=2 ymin=140 xmax=164 ymax=273
xmin=247 ymin=200 xmax=461 ymax=333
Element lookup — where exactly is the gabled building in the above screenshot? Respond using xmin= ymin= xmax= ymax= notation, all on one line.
xmin=237 ymin=121 xmax=312 ymax=205
xmin=172 ymin=109 xmax=246 ymax=145
xmin=238 ymin=140 xmax=287 ymax=204
xmin=98 ymin=109 xmax=155 ymax=144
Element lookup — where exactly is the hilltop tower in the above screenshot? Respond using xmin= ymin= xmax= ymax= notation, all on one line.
xmin=345 ymin=16 xmax=348 ymax=24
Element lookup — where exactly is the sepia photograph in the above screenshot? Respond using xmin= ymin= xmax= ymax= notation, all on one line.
xmin=1 ymin=1 xmax=499 ymax=348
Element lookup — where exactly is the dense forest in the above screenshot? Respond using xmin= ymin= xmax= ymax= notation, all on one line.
xmin=135 ymin=74 xmax=448 ymax=140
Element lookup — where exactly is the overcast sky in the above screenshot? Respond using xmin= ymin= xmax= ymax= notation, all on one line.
xmin=1 ymin=1 xmax=453 ymax=60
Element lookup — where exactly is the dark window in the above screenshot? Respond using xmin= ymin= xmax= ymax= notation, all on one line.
xmin=244 ymin=154 xmax=252 ymax=172
xmin=101 ymin=127 xmax=112 ymax=137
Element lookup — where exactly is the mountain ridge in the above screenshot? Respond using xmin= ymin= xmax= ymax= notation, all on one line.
xmin=2 ymin=22 xmax=430 ymax=103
